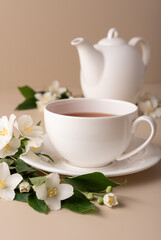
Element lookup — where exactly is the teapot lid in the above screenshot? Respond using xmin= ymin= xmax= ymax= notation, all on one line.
xmin=98 ymin=28 xmax=126 ymax=46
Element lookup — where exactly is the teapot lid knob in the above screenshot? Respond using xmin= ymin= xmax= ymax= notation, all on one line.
xmin=107 ymin=28 xmax=119 ymax=39
xmin=98 ymin=28 xmax=126 ymax=46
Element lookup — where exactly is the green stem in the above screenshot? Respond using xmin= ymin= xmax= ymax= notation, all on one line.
xmin=10 ymin=156 xmax=17 ymax=162
xmin=92 ymin=192 xmax=105 ymax=197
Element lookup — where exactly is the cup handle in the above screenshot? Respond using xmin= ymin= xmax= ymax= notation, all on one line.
xmin=116 ymin=116 xmax=157 ymax=161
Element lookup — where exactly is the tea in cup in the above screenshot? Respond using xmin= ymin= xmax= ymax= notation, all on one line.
xmin=44 ymin=98 xmax=156 ymax=168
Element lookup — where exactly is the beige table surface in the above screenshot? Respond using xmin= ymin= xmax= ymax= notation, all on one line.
xmin=0 ymin=84 xmax=161 ymax=240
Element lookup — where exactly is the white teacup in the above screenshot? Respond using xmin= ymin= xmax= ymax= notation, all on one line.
xmin=44 ymin=98 xmax=157 ymax=168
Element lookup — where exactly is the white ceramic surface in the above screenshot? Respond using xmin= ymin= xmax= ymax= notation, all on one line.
xmin=21 ymin=135 xmax=161 ymax=177
xmin=44 ymin=98 xmax=156 ymax=168
xmin=71 ymin=28 xmax=150 ymax=103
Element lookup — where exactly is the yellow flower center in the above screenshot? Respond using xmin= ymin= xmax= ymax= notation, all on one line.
xmin=4 ymin=144 xmax=11 ymax=152
xmin=0 ymin=180 xmax=6 ymax=189
xmin=0 ymin=128 xmax=8 ymax=136
xmin=147 ymin=108 xmax=153 ymax=114
xmin=21 ymin=187 xmax=28 ymax=192
xmin=32 ymin=147 xmax=38 ymax=150
xmin=24 ymin=124 xmax=32 ymax=133
xmin=53 ymin=89 xmax=58 ymax=94
xmin=48 ymin=188 xmax=57 ymax=197
xmin=108 ymin=196 xmax=114 ymax=205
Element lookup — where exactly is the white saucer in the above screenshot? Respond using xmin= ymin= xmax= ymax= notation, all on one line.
xmin=21 ymin=134 xmax=161 ymax=177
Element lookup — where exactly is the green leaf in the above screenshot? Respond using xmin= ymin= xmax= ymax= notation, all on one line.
xmin=28 ymin=193 xmax=48 ymax=214
xmin=21 ymin=172 xmax=35 ymax=181
xmin=18 ymin=86 xmax=36 ymax=99
xmin=64 ymin=172 xmax=125 ymax=192
xmin=16 ymin=98 xmax=37 ymax=110
xmin=29 ymin=176 xmax=47 ymax=186
xmin=0 ymin=158 xmax=14 ymax=166
xmin=60 ymin=91 xmax=69 ymax=99
xmin=14 ymin=192 xmax=30 ymax=202
xmin=21 ymin=138 xmax=29 ymax=148
xmin=37 ymin=121 xmax=41 ymax=126
xmin=62 ymin=189 xmax=96 ymax=213
xmin=16 ymin=159 xmax=36 ymax=173
xmin=38 ymin=153 xmax=54 ymax=163
xmin=14 ymin=147 xmax=23 ymax=158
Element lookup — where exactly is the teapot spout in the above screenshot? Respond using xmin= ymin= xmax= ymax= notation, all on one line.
xmin=71 ymin=38 xmax=103 ymax=85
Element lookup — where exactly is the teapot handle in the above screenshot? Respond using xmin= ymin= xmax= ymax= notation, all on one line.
xmin=128 ymin=37 xmax=150 ymax=71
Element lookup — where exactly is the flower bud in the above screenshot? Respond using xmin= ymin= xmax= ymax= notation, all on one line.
xmin=103 ymin=193 xmax=118 ymax=208
xmin=87 ymin=193 xmax=94 ymax=200
xmin=97 ymin=197 xmax=103 ymax=205
xmin=19 ymin=181 xmax=30 ymax=193
xmin=106 ymin=186 xmax=112 ymax=193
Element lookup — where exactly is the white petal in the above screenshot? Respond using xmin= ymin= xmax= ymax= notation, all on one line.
xmin=53 ymin=80 xmax=59 ymax=88
xmin=0 ymin=116 xmax=9 ymax=130
xmin=36 ymin=101 xmax=45 ymax=112
xmin=151 ymin=97 xmax=158 ymax=109
xmin=35 ymin=93 xmax=42 ymax=100
xmin=139 ymin=100 xmax=151 ymax=113
xmin=0 ymin=115 xmax=12 ymax=150
xmin=0 ymin=188 xmax=15 ymax=201
xmin=154 ymin=108 xmax=161 ymax=118
xmin=6 ymin=173 xmax=23 ymax=189
xmin=45 ymin=196 xmax=61 ymax=210
xmin=5 ymin=148 xmax=19 ymax=157
xmin=43 ymin=92 xmax=52 ymax=98
xmin=5 ymin=141 xmax=20 ymax=157
xmin=20 ymin=150 xmax=42 ymax=163
xmin=17 ymin=115 xmax=33 ymax=134
xmin=0 ymin=137 xmax=11 ymax=150
xmin=0 ymin=148 xmax=18 ymax=158
xmin=26 ymin=140 xmax=42 ymax=154
xmin=26 ymin=137 xmax=43 ymax=148
xmin=46 ymin=173 xmax=60 ymax=189
xmin=0 ymin=162 xmax=10 ymax=180
xmin=0 ymin=149 xmax=9 ymax=158
xmin=20 ymin=115 xmax=33 ymax=126
xmin=27 ymin=126 xmax=43 ymax=138
xmin=24 ymin=143 xmax=30 ymax=154
xmin=9 ymin=138 xmax=20 ymax=149
xmin=0 ymin=138 xmax=20 ymax=158
xmin=13 ymin=120 xmax=20 ymax=135
xmin=50 ymin=95 xmax=57 ymax=101
xmin=35 ymin=183 xmax=47 ymax=200
xmin=9 ymin=114 xmax=16 ymax=133
xmin=58 ymin=184 xmax=74 ymax=200
xmin=58 ymin=87 xmax=67 ymax=95
xmin=48 ymin=80 xmax=59 ymax=92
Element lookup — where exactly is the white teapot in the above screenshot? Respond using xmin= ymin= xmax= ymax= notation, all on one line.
xmin=71 ymin=28 xmax=150 ymax=103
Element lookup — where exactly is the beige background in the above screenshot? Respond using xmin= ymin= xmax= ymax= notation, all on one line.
xmin=0 ymin=0 xmax=161 ymax=93
xmin=0 ymin=2 xmax=161 ymax=239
